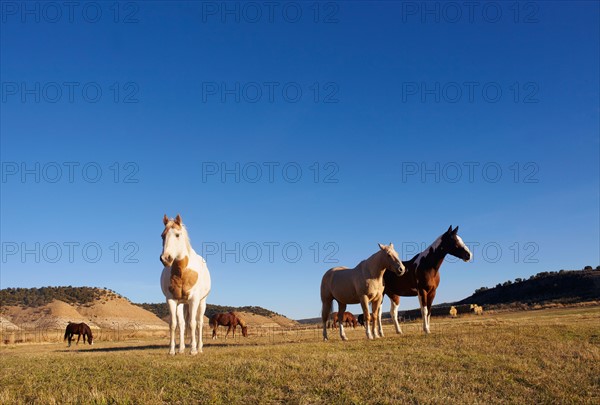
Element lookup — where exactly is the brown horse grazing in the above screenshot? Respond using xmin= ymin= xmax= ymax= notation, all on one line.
xmin=330 ymin=312 xmax=358 ymax=329
xmin=329 ymin=312 xmax=338 ymax=329
xmin=383 ymin=226 xmax=471 ymax=334
xmin=64 ymin=322 xmax=93 ymax=347
xmin=321 ymin=243 xmax=406 ymax=341
xmin=209 ymin=312 xmax=248 ymax=339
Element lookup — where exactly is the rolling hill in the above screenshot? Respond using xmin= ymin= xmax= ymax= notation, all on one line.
xmin=0 ymin=287 xmax=296 ymax=331
xmin=458 ymin=267 xmax=600 ymax=306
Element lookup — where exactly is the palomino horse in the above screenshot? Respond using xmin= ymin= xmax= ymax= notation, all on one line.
xmin=321 ymin=243 xmax=406 ymax=341
xmin=160 ymin=214 xmax=211 ymax=355
xmin=330 ymin=312 xmax=358 ymax=329
xmin=383 ymin=226 xmax=471 ymax=334
xmin=209 ymin=312 xmax=248 ymax=339
xmin=64 ymin=322 xmax=93 ymax=347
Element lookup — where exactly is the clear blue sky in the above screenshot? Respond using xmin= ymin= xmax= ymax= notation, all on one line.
xmin=1 ymin=1 xmax=598 ymax=319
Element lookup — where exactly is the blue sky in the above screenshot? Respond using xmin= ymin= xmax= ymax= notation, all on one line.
xmin=1 ymin=1 xmax=598 ymax=319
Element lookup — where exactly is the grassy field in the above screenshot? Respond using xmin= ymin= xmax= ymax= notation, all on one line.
xmin=1 ymin=306 xmax=599 ymax=404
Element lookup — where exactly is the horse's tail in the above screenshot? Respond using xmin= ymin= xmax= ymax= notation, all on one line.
xmin=63 ymin=322 xmax=71 ymax=341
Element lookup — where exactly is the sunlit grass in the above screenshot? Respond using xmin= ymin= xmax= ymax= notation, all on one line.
xmin=1 ymin=306 xmax=599 ymax=404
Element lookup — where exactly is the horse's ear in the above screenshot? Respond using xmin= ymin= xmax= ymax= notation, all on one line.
xmin=378 ymin=243 xmax=386 ymax=251
xmin=447 ymin=225 xmax=453 ymax=233
xmin=163 ymin=214 xmax=169 ymax=225
xmin=452 ymin=226 xmax=459 ymax=234
xmin=175 ymin=214 xmax=182 ymax=225
xmin=389 ymin=242 xmax=394 ymax=249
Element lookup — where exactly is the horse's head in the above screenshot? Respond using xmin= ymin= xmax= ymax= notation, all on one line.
xmin=238 ymin=317 xmax=248 ymax=337
xmin=160 ymin=214 xmax=190 ymax=267
xmin=378 ymin=243 xmax=406 ymax=276
xmin=439 ymin=226 xmax=472 ymax=262
xmin=87 ymin=333 xmax=93 ymax=345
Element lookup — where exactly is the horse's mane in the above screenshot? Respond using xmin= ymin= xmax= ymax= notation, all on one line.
xmin=181 ymin=225 xmax=192 ymax=254
xmin=414 ymin=234 xmax=443 ymax=268
xmin=228 ymin=311 xmax=246 ymax=327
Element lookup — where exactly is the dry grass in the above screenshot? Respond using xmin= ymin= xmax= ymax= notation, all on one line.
xmin=1 ymin=306 xmax=599 ymax=404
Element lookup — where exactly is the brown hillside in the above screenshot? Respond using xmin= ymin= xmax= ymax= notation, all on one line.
xmin=229 ymin=312 xmax=297 ymax=328
xmin=3 ymin=298 xmax=168 ymax=331
xmin=0 ymin=316 xmax=20 ymax=331
xmin=3 ymin=299 xmax=90 ymax=329
xmin=77 ymin=296 xmax=167 ymax=330
xmin=159 ymin=311 xmax=297 ymax=329
xmin=1 ymin=287 xmax=298 ymax=332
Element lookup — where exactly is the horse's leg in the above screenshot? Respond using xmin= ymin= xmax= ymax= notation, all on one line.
xmin=76 ymin=333 xmax=81 ymax=345
xmin=359 ymin=296 xmax=373 ymax=340
xmin=225 ymin=324 xmax=232 ymax=340
xmin=426 ymin=289 xmax=436 ymax=333
xmin=197 ymin=298 xmax=207 ymax=353
xmin=321 ymin=298 xmax=333 ymax=341
xmin=188 ymin=301 xmax=199 ymax=355
xmin=371 ymin=297 xmax=383 ymax=338
xmin=418 ymin=290 xmax=430 ymax=334
xmin=67 ymin=333 xmax=72 ymax=347
xmin=167 ymin=299 xmax=178 ymax=355
xmin=337 ymin=303 xmax=348 ymax=341
xmin=375 ymin=298 xmax=385 ymax=338
xmin=390 ymin=295 xmax=403 ymax=334
xmin=176 ymin=303 xmax=186 ymax=353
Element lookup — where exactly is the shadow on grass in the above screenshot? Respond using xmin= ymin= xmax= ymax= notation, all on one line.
xmin=56 ymin=341 xmax=256 ymax=352
xmin=57 ymin=344 xmax=167 ymax=353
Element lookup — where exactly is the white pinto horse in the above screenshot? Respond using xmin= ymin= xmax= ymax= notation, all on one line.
xmin=160 ymin=214 xmax=211 ymax=355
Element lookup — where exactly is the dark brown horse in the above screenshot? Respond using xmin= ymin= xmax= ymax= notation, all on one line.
xmin=330 ymin=312 xmax=358 ymax=329
xmin=383 ymin=226 xmax=471 ymax=334
xmin=209 ymin=312 xmax=248 ymax=339
xmin=64 ymin=322 xmax=93 ymax=346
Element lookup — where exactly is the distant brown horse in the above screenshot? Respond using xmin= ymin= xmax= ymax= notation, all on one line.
xmin=64 ymin=322 xmax=93 ymax=347
xmin=321 ymin=243 xmax=405 ymax=341
xmin=383 ymin=226 xmax=471 ymax=334
xmin=209 ymin=312 xmax=248 ymax=339
xmin=330 ymin=312 xmax=358 ymax=329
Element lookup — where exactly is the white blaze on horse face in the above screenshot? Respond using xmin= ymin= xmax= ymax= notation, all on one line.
xmin=455 ymin=235 xmax=472 ymax=261
xmin=162 ymin=225 xmax=190 ymax=262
